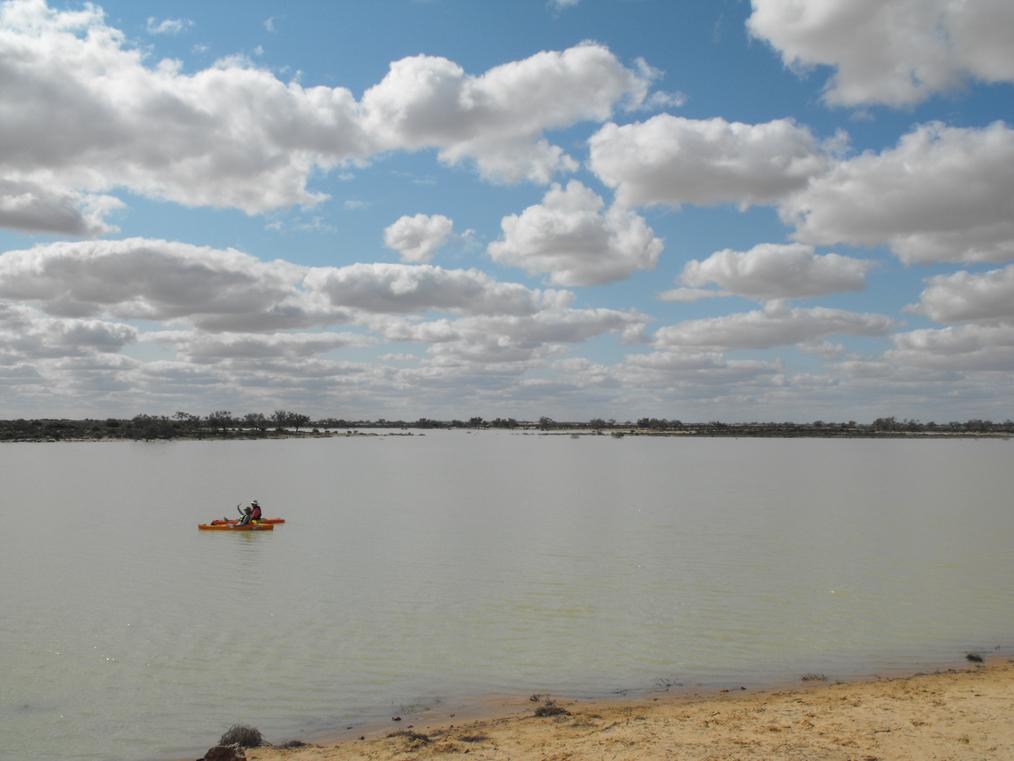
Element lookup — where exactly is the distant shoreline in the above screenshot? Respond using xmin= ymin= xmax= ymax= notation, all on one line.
xmin=4 ymin=413 xmax=1012 ymax=443
xmin=2 ymin=427 xmax=1012 ymax=444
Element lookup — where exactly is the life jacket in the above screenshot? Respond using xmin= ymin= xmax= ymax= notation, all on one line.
xmin=251 ymin=504 xmax=262 ymax=520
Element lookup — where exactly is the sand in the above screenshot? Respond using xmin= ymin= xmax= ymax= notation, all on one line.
xmin=245 ymin=658 xmax=1014 ymax=760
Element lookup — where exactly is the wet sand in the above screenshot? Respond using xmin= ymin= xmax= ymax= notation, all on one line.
xmin=245 ymin=658 xmax=1014 ymax=760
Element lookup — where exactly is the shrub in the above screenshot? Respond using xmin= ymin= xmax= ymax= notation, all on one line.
xmin=219 ymin=724 xmax=263 ymax=747
xmin=534 ymin=700 xmax=568 ymax=717
xmin=387 ymin=730 xmax=430 ymax=746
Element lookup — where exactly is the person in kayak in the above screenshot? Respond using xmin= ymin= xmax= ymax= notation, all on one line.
xmin=236 ymin=500 xmax=263 ymax=525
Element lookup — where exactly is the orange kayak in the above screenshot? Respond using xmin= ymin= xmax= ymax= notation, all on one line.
xmin=198 ymin=522 xmax=274 ymax=531
xmin=208 ymin=517 xmax=286 ymax=525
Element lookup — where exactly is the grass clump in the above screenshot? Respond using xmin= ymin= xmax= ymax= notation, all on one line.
xmin=534 ymin=700 xmax=569 ymax=717
xmin=387 ymin=729 xmax=431 ymax=747
xmin=219 ymin=724 xmax=264 ymax=748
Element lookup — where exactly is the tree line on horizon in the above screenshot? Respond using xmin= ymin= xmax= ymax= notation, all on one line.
xmin=0 ymin=411 xmax=1012 ymax=441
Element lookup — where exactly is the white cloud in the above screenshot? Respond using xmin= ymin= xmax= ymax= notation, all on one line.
xmin=0 ymin=239 xmax=591 ymax=334
xmin=0 ymin=238 xmax=335 ymax=331
xmin=0 ymin=179 xmax=122 ymax=235
xmin=679 ymin=242 xmax=874 ymax=300
xmin=913 ymin=264 xmax=1014 ymax=323
xmin=782 ymin=122 xmax=1014 ymax=264
xmin=145 ymin=330 xmax=367 ymax=363
xmin=799 ymin=340 xmax=847 ymax=358
xmin=653 ymin=302 xmax=893 ymax=350
xmin=488 ymin=181 xmax=663 ymax=286
xmin=384 ymin=214 xmax=454 ymax=262
xmin=621 ymin=349 xmax=780 ymax=386
xmin=748 ymin=0 xmax=1014 ymax=107
xmin=0 ymin=303 xmax=137 ymax=359
xmin=642 ymin=90 xmax=688 ymax=110
xmin=0 ymin=236 xmax=668 ymax=414
xmin=0 ymin=3 xmax=654 ymax=227
xmin=549 ymin=0 xmax=581 ymax=11
xmin=588 ymin=114 xmax=827 ymax=208
xmin=0 ymin=1 xmax=367 ymax=214
xmin=657 ymin=287 xmax=733 ymax=303
xmin=377 ymin=307 xmax=647 ymax=363
xmin=361 ymin=42 xmax=650 ymax=183
xmin=145 ymin=16 xmax=192 ymax=35
xmin=888 ymin=323 xmax=1014 ymax=371
xmin=305 ymin=262 xmax=571 ymax=316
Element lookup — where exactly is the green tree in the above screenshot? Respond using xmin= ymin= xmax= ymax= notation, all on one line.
xmin=207 ymin=410 xmax=233 ymax=433
xmin=244 ymin=412 xmax=268 ymax=431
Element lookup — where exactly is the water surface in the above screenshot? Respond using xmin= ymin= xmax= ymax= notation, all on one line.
xmin=1 ymin=433 xmax=1012 ymax=760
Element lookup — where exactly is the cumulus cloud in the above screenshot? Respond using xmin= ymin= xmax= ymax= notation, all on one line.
xmin=0 ymin=236 xmax=663 ymax=414
xmin=748 ymin=0 xmax=1014 ymax=107
xmin=888 ymin=323 xmax=1014 ymax=371
xmin=306 ymin=262 xmax=571 ymax=315
xmin=621 ymin=349 xmax=780 ymax=386
xmin=0 ymin=238 xmax=329 ymax=331
xmin=0 ymin=239 xmax=586 ymax=335
xmin=384 ymin=214 xmax=454 ymax=262
xmin=677 ymin=242 xmax=874 ymax=300
xmin=0 ymin=233 xmax=888 ymax=417
xmin=588 ymin=114 xmax=827 ymax=208
xmin=488 ymin=181 xmax=663 ymax=286
xmin=913 ymin=264 xmax=1014 ymax=323
xmin=378 ymin=307 xmax=647 ymax=363
xmin=0 ymin=0 xmax=365 ymax=214
xmin=0 ymin=179 xmax=122 ymax=235
xmin=361 ymin=43 xmax=649 ymax=183
xmin=0 ymin=303 xmax=137 ymax=359
xmin=0 ymin=2 xmax=654 ymax=228
xmin=782 ymin=122 xmax=1014 ymax=264
xmin=653 ymin=302 xmax=893 ymax=350
xmin=146 ymin=330 xmax=368 ymax=363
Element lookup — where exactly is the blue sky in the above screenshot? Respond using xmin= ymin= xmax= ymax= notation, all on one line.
xmin=1 ymin=0 xmax=1013 ymax=421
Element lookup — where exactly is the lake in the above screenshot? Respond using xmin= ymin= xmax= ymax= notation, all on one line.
xmin=1 ymin=432 xmax=1012 ymax=761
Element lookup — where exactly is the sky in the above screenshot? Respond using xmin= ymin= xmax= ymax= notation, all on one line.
xmin=0 ymin=0 xmax=1013 ymax=422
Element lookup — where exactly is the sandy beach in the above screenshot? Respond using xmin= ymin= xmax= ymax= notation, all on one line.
xmin=246 ymin=658 xmax=1014 ymax=760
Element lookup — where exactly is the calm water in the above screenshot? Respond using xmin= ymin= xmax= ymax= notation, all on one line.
xmin=1 ymin=433 xmax=1013 ymax=761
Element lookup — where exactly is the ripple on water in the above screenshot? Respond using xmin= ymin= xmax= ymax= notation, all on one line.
xmin=2 ymin=435 xmax=1014 ymax=761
